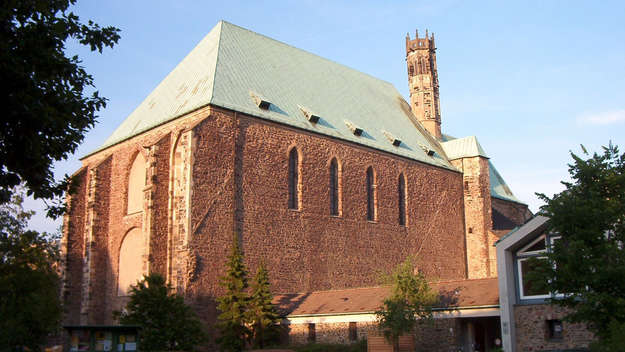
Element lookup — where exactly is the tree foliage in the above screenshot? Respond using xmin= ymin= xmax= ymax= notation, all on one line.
xmin=216 ymin=234 xmax=250 ymax=352
xmin=247 ymin=261 xmax=281 ymax=349
xmin=375 ymin=257 xmax=438 ymax=352
xmin=115 ymin=273 xmax=207 ymax=351
xmin=0 ymin=189 xmax=61 ymax=351
xmin=0 ymin=0 xmax=120 ymax=215
xmin=535 ymin=143 xmax=625 ymax=344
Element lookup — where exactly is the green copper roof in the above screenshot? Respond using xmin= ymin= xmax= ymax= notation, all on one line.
xmin=440 ymin=135 xmax=488 ymax=160
xmin=90 ymin=21 xmax=453 ymax=170
xmin=489 ymin=160 xmax=523 ymax=204
xmin=441 ymin=135 xmax=524 ymax=204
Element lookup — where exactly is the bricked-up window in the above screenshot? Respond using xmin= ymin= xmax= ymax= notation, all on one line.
xmin=127 ymin=152 xmax=147 ymax=214
xmin=398 ymin=173 xmax=407 ymax=226
xmin=118 ymin=228 xmax=144 ymax=296
xmin=366 ymin=167 xmax=377 ymax=221
xmin=307 ymin=323 xmax=316 ymax=343
xmin=349 ymin=322 xmax=358 ymax=341
xmin=329 ymin=158 xmax=340 ymax=216
xmin=288 ymin=148 xmax=300 ymax=210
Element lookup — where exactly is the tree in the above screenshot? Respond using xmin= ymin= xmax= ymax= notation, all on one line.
xmin=246 ymin=261 xmax=281 ymax=349
xmin=0 ymin=189 xmax=62 ymax=351
xmin=375 ymin=257 xmax=438 ymax=352
xmin=216 ymin=234 xmax=250 ymax=352
xmin=535 ymin=143 xmax=625 ymax=345
xmin=0 ymin=0 xmax=120 ymax=216
xmin=115 ymin=273 xmax=207 ymax=351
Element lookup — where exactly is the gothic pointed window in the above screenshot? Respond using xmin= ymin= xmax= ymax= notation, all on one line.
xmin=366 ymin=167 xmax=377 ymax=221
xmin=127 ymin=152 xmax=146 ymax=214
xmin=288 ymin=147 xmax=300 ymax=210
xmin=329 ymin=158 xmax=340 ymax=216
xmin=398 ymin=173 xmax=407 ymax=226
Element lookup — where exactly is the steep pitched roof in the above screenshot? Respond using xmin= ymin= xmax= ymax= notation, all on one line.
xmin=90 ymin=21 xmax=453 ymax=170
xmin=441 ymin=135 xmax=524 ymax=204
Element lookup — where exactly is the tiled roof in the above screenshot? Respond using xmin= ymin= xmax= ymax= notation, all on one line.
xmin=273 ymin=278 xmax=499 ymax=316
xmin=89 ymin=21 xmax=452 ymax=170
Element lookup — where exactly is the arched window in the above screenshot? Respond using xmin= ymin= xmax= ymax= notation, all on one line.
xmin=127 ymin=152 xmax=146 ymax=214
xmin=118 ymin=228 xmax=144 ymax=295
xmin=398 ymin=173 xmax=407 ymax=226
xmin=329 ymin=158 xmax=340 ymax=216
xmin=288 ymin=148 xmax=300 ymax=210
xmin=366 ymin=167 xmax=376 ymax=221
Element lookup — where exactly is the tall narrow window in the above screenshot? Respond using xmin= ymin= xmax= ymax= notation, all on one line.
xmin=329 ymin=158 xmax=340 ymax=216
xmin=288 ymin=148 xmax=300 ymax=210
xmin=366 ymin=167 xmax=376 ymax=221
xmin=398 ymin=173 xmax=406 ymax=226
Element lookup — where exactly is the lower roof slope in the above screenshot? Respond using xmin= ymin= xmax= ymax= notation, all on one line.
xmin=90 ymin=21 xmax=452 ymax=170
xmin=273 ymin=278 xmax=499 ymax=317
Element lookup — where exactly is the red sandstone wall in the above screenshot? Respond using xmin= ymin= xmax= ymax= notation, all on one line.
xmin=189 ymin=107 xmax=467 ymax=297
xmin=63 ymin=168 xmax=88 ymax=325
xmin=63 ymin=104 xmax=468 ymax=327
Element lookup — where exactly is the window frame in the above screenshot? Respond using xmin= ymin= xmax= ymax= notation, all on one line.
xmin=366 ymin=167 xmax=377 ymax=222
xmin=288 ymin=147 xmax=301 ymax=210
xmin=398 ymin=173 xmax=407 ymax=226
xmin=329 ymin=158 xmax=341 ymax=216
xmin=515 ymin=233 xmax=564 ymax=302
xmin=517 ymin=256 xmax=551 ymax=300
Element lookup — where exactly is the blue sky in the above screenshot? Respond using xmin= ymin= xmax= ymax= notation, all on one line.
xmin=26 ymin=0 xmax=625 ymax=232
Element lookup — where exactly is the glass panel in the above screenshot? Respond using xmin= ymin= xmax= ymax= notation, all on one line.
xmin=520 ymin=258 xmax=549 ymax=297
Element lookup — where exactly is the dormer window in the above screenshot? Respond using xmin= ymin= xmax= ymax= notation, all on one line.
xmin=344 ymin=120 xmax=363 ymax=136
xmin=250 ymin=91 xmax=270 ymax=109
xmin=299 ymin=106 xmax=320 ymax=123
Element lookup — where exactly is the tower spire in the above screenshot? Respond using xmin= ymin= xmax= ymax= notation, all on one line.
xmin=405 ymin=28 xmax=442 ymax=140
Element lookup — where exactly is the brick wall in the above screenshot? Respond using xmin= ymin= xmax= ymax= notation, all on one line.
xmin=514 ymin=304 xmax=594 ymax=351
xmin=64 ymin=104 xmax=474 ymax=328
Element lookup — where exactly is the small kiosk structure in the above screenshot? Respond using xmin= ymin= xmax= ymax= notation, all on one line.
xmin=64 ymin=326 xmax=140 ymax=352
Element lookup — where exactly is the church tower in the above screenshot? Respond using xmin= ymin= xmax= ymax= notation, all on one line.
xmin=406 ymin=30 xmax=441 ymax=139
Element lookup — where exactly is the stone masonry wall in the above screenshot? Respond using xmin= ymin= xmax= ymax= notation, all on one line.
xmin=64 ymin=104 xmax=472 ymax=329
xmin=515 ymin=304 xmax=594 ymax=351
xmin=64 ymin=106 xmax=211 ymax=325
xmin=62 ymin=168 xmax=88 ymax=325
xmin=288 ymin=319 xmax=461 ymax=351
xmin=451 ymin=156 xmax=493 ymax=279
xmin=192 ymin=107 xmax=467 ymax=298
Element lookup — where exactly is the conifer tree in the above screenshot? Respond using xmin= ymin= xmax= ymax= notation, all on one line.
xmin=247 ymin=261 xmax=281 ymax=349
xmin=216 ymin=233 xmax=250 ymax=352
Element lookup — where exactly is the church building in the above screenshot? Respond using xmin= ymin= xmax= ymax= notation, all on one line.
xmin=61 ymin=21 xmax=531 ymax=351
